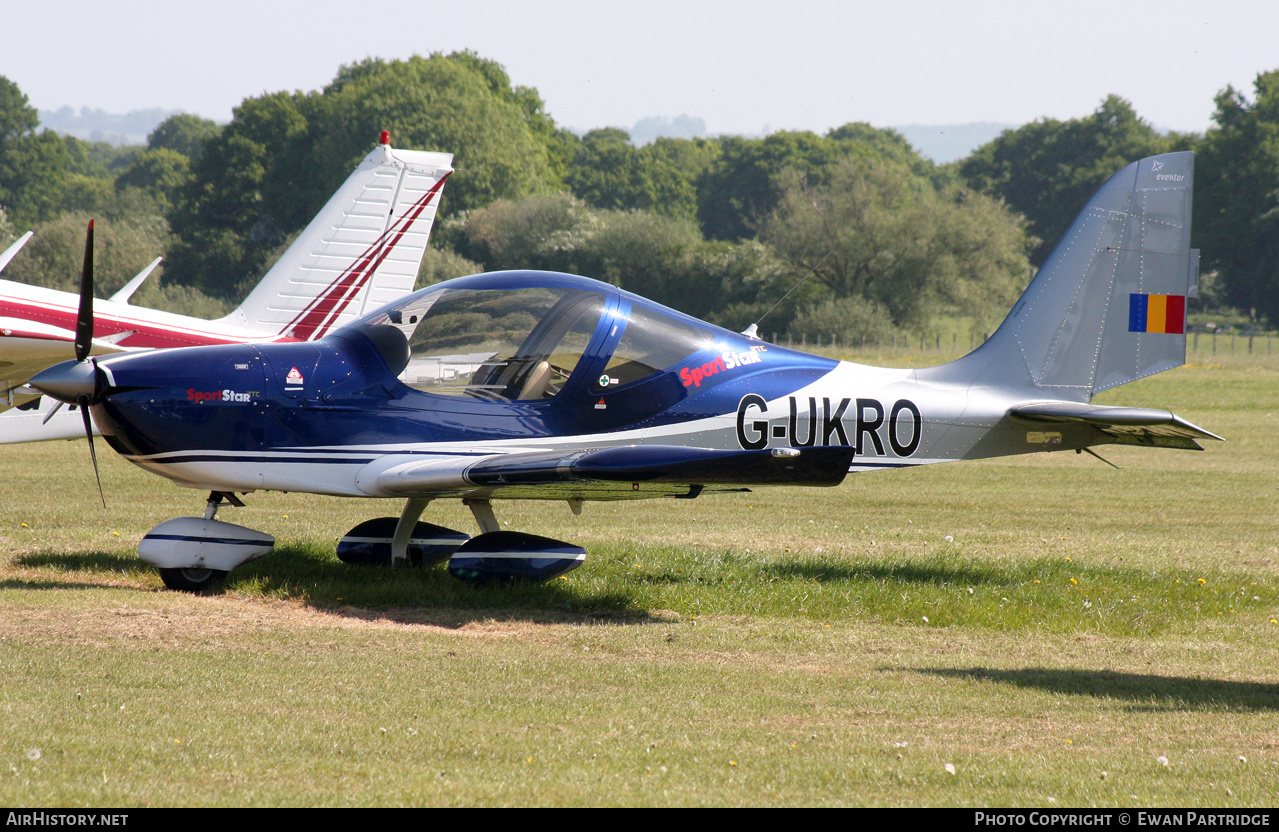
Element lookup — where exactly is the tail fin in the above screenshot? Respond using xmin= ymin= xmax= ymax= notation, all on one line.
xmin=927 ymin=151 xmax=1198 ymax=401
xmin=221 ymin=136 xmax=453 ymax=340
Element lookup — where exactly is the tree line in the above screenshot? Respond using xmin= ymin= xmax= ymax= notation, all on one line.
xmin=2 ymin=53 xmax=1277 ymax=335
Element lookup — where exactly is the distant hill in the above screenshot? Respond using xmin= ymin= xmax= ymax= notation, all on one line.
xmin=619 ymin=116 xmax=1013 ymax=163
xmin=894 ymin=122 xmax=1014 ymax=164
xmin=38 ymin=106 xmax=184 ymax=146
xmin=36 ymin=103 xmax=1012 ymax=163
xmin=630 ymin=115 xmax=708 ymax=145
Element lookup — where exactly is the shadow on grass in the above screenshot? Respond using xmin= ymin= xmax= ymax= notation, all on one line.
xmin=913 ymin=667 xmax=1279 ymax=712
xmin=762 ymin=558 xmax=1016 ymax=586
xmin=15 ymin=550 xmax=151 ymax=574
xmin=5 ymin=550 xmax=155 ymax=590
xmin=227 ymin=543 xmax=658 ymax=627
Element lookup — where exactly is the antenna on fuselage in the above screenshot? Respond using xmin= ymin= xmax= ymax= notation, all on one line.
xmin=743 ymin=249 xmax=835 ymax=338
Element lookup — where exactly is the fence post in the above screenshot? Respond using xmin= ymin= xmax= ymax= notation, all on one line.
xmin=1193 ymin=331 xmax=1198 ymax=353
xmin=892 ymin=333 xmax=897 ymax=349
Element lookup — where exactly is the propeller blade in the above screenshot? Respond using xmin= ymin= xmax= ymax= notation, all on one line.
xmin=78 ymin=394 xmax=106 ymax=508
xmin=41 ymin=400 xmax=65 ymax=425
xmin=75 ymin=220 xmax=94 ymax=363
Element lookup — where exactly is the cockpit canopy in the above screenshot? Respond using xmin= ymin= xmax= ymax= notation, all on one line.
xmin=350 ymin=272 xmax=715 ymax=401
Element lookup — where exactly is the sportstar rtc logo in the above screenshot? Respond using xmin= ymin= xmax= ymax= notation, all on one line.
xmin=187 ymin=388 xmax=258 ymax=404
xmin=679 ymin=347 xmax=765 ymax=388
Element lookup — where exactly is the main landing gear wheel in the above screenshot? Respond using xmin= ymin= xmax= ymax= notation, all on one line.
xmin=158 ymin=567 xmax=227 ymax=593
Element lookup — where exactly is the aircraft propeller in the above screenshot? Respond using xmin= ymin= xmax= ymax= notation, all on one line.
xmin=30 ymin=220 xmax=107 ymax=506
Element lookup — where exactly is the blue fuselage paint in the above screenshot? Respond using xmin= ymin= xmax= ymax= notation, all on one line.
xmin=94 ymin=272 xmax=844 ymax=464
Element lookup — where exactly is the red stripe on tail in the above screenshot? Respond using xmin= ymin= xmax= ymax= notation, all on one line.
xmin=284 ymin=172 xmax=450 ymax=341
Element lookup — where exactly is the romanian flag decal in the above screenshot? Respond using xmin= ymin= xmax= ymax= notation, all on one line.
xmin=1128 ymin=293 xmax=1185 ymax=335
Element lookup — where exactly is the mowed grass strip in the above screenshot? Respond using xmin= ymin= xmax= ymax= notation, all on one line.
xmin=1 ymin=349 xmax=1277 ymax=805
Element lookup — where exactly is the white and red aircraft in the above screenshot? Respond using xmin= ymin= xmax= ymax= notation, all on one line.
xmin=0 ymin=133 xmax=452 ymax=443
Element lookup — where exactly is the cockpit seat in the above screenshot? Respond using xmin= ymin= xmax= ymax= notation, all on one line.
xmin=518 ymin=360 xmax=553 ymax=400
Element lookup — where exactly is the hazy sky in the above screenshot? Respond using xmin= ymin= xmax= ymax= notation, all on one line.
xmin=4 ymin=0 xmax=1277 ymax=135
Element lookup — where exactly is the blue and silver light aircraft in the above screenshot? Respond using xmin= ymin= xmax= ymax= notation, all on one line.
xmin=31 ymin=151 xmax=1220 ymax=591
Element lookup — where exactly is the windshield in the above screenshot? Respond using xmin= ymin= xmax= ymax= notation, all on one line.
xmin=593 ymin=302 xmax=714 ymax=390
xmin=362 ymin=285 xmax=606 ymax=400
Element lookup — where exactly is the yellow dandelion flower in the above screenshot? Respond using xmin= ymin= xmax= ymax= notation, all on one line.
xmin=1070 ymin=578 xmax=1078 ymax=585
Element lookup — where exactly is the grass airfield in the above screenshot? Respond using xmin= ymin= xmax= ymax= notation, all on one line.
xmin=1 ymin=347 xmax=1277 ymax=807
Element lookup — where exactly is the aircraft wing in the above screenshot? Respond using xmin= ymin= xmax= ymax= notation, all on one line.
xmin=363 ymin=445 xmax=856 ymax=501
xmin=0 ymin=317 xmax=127 ymax=412
xmin=1010 ymin=402 xmax=1223 ymax=450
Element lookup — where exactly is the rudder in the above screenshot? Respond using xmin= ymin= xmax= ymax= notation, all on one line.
xmin=927 ymin=152 xmax=1197 ymax=401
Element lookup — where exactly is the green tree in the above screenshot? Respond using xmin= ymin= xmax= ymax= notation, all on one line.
xmin=565 ymin=128 xmax=699 ymax=219
xmin=455 ymin=192 xmax=787 ymax=319
xmin=762 ymin=159 xmax=1033 ymax=328
xmin=147 ymin=113 xmax=221 ymax=160
xmin=457 ymin=191 xmax=599 ymax=274
xmin=697 ymin=125 xmax=932 ymax=242
xmin=0 ymin=76 xmax=38 ymax=145
xmin=167 ymin=53 xmax=566 ymax=299
xmin=0 ymin=130 xmax=70 ymax=228
xmin=115 ymin=147 xmax=192 ymax=214
xmin=575 ymin=209 xmax=706 ymax=306
xmin=1195 ymin=70 xmax=1279 ymax=323
xmin=2 ymin=211 xmax=168 ymax=297
xmin=313 ymin=53 xmax=561 ymax=213
xmin=788 ymin=295 xmax=896 ymax=344
xmin=960 ymin=96 xmax=1181 ymax=265
xmin=0 ymin=77 xmax=69 ymax=228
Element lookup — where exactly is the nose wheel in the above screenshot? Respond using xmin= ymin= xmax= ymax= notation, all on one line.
xmin=158 ymin=567 xmax=226 ymax=592
xmin=141 ymin=491 xmax=273 ymax=593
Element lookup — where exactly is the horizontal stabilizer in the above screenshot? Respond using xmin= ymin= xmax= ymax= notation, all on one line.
xmin=361 ymin=445 xmax=855 ymax=499
xmin=1010 ymin=401 xmax=1223 ymax=450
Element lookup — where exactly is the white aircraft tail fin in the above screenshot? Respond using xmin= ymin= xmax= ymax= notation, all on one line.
xmin=924 ymin=151 xmax=1197 ymax=402
xmin=221 ymin=135 xmax=453 ymax=340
